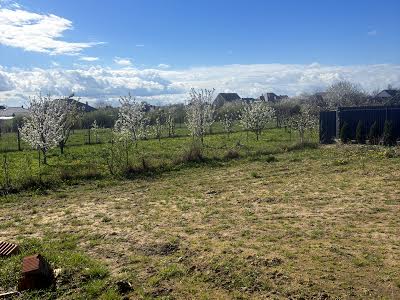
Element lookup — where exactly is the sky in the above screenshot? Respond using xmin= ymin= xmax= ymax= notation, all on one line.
xmin=0 ymin=0 xmax=399 ymax=106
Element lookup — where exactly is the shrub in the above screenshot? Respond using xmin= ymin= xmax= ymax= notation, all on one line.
xmin=224 ymin=149 xmax=240 ymax=160
xmin=356 ymin=120 xmax=365 ymax=144
xmin=340 ymin=122 xmax=350 ymax=143
xmin=383 ymin=120 xmax=395 ymax=146
xmin=369 ymin=121 xmax=380 ymax=145
xmin=178 ymin=143 xmax=204 ymax=163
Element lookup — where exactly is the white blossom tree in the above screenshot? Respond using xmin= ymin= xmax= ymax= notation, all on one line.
xmin=114 ymin=93 xmax=146 ymax=144
xmin=166 ymin=108 xmax=176 ymax=137
xmin=240 ymin=101 xmax=275 ymax=141
xmin=91 ymin=120 xmax=99 ymax=144
xmin=185 ymin=88 xmax=215 ymax=144
xmin=153 ymin=115 xmax=163 ymax=142
xmin=20 ymin=94 xmax=69 ymax=164
xmin=56 ymin=96 xmax=81 ymax=154
xmin=326 ymin=81 xmax=366 ymax=108
xmin=221 ymin=113 xmax=234 ymax=137
xmin=288 ymin=105 xmax=317 ymax=143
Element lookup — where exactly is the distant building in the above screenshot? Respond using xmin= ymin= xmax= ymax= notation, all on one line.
xmin=375 ymin=89 xmax=398 ymax=99
xmin=65 ymin=98 xmax=97 ymax=113
xmin=260 ymin=93 xmax=289 ymax=103
xmin=241 ymin=97 xmax=256 ymax=103
xmin=0 ymin=105 xmax=29 ymax=120
xmin=373 ymin=89 xmax=400 ymax=105
xmin=213 ymin=93 xmax=241 ymax=108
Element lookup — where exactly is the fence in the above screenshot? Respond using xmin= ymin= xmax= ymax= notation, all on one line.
xmin=320 ymin=105 xmax=400 ymax=143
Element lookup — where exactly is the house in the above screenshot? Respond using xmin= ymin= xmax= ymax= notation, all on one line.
xmin=375 ymin=89 xmax=398 ymax=99
xmin=373 ymin=89 xmax=400 ymax=105
xmin=260 ymin=93 xmax=288 ymax=103
xmin=0 ymin=105 xmax=29 ymax=120
xmin=65 ymin=98 xmax=97 ymax=113
xmin=241 ymin=97 xmax=256 ymax=103
xmin=213 ymin=93 xmax=241 ymax=108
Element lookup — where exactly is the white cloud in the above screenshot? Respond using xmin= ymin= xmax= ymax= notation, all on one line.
xmin=368 ymin=29 xmax=377 ymax=36
xmin=136 ymin=44 xmax=145 ymax=47
xmin=0 ymin=63 xmax=399 ymax=106
xmin=114 ymin=57 xmax=132 ymax=66
xmin=79 ymin=56 xmax=99 ymax=62
xmin=0 ymin=5 xmax=103 ymax=55
xmin=157 ymin=63 xmax=170 ymax=69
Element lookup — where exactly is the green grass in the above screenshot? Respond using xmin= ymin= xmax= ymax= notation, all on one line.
xmin=1 ymin=144 xmax=399 ymax=298
xmin=0 ymin=123 xmax=314 ymax=194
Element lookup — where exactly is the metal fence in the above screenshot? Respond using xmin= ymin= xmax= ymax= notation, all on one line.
xmin=320 ymin=106 xmax=400 ymax=143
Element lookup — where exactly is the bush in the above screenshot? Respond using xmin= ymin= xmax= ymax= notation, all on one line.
xmin=340 ymin=122 xmax=351 ymax=143
xmin=224 ymin=149 xmax=240 ymax=160
xmin=356 ymin=120 xmax=365 ymax=144
xmin=178 ymin=143 xmax=203 ymax=163
xmin=369 ymin=121 xmax=380 ymax=145
xmin=383 ymin=120 xmax=395 ymax=146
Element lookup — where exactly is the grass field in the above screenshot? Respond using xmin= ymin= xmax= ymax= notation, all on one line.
xmin=1 ymin=143 xmax=400 ymax=299
xmin=0 ymin=124 xmax=311 ymax=194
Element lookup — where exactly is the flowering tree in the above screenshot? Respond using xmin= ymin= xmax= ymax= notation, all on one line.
xmin=20 ymin=94 xmax=68 ymax=164
xmin=56 ymin=97 xmax=80 ymax=154
xmin=221 ymin=113 xmax=234 ymax=137
xmin=166 ymin=108 xmax=176 ymax=137
xmin=185 ymin=88 xmax=215 ymax=144
xmin=91 ymin=120 xmax=99 ymax=144
xmin=114 ymin=93 xmax=146 ymax=144
xmin=240 ymin=101 xmax=275 ymax=141
xmin=288 ymin=105 xmax=316 ymax=143
xmin=153 ymin=115 xmax=163 ymax=142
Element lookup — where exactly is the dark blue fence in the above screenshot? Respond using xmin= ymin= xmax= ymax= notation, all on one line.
xmin=319 ymin=111 xmax=336 ymax=143
xmin=320 ymin=105 xmax=400 ymax=143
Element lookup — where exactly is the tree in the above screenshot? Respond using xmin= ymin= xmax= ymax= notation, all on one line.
xmin=326 ymin=81 xmax=366 ymax=108
xmin=383 ymin=120 xmax=395 ymax=146
xmin=57 ymin=97 xmax=81 ymax=154
xmin=240 ymin=101 xmax=275 ymax=141
xmin=368 ymin=121 xmax=379 ymax=145
xmin=114 ymin=93 xmax=146 ymax=144
xmin=20 ymin=94 xmax=68 ymax=164
xmin=153 ymin=115 xmax=163 ymax=142
xmin=340 ymin=122 xmax=350 ymax=143
xmin=185 ymin=88 xmax=215 ymax=144
xmin=288 ymin=105 xmax=316 ymax=143
xmin=166 ymin=108 xmax=176 ymax=137
xmin=356 ymin=120 xmax=365 ymax=144
xmin=221 ymin=113 xmax=234 ymax=137
xmin=91 ymin=120 xmax=99 ymax=144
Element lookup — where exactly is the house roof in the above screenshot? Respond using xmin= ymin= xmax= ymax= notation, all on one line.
xmin=65 ymin=98 xmax=97 ymax=112
xmin=217 ymin=93 xmax=241 ymax=101
xmin=376 ymin=89 xmax=398 ymax=98
xmin=0 ymin=106 xmax=29 ymax=118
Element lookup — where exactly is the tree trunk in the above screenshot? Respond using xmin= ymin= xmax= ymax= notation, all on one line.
xmin=59 ymin=141 xmax=65 ymax=154
xmin=88 ymin=128 xmax=91 ymax=144
xmin=17 ymin=130 xmax=21 ymax=151
xmin=42 ymin=149 xmax=47 ymax=165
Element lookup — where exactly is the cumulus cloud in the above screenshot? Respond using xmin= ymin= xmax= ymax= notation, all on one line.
xmin=114 ymin=57 xmax=132 ymax=66
xmin=0 ymin=63 xmax=399 ymax=106
xmin=79 ymin=56 xmax=99 ymax=62
xmin=0 ymin=5 xmax=103 ymax=55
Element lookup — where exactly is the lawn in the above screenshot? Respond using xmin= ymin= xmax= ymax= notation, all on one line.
xmin=1 ymin=144 xmax=399 ymax=299
xmin=0 ymin=124 xmax=309 ymax=194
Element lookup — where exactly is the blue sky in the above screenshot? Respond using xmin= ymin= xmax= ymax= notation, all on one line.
xmin=0 ymin=0 xmax=399 ymax=106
